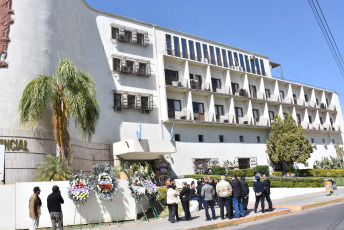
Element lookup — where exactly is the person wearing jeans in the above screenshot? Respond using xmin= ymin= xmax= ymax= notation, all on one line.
xmin=201 ymin=180 xmax=216 ymax=220
xmin=231 ymin=175 xmax=245 ymax=218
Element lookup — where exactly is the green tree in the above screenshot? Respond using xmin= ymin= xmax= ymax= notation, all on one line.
xmin=336 ymin=144 xmax=344 ymax=168
xmin=266 ymin=112 xmax=313 ymax=170
xmin=35 ymin=155 xmax=73 ymax=181
xmin=19 ymin=59 xmax=100 ymax=162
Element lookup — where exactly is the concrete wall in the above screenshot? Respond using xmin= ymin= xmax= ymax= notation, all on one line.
xmin=0 ymin=180 xmax=149 ymax=230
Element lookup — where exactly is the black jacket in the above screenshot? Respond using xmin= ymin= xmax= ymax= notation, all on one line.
xmin=263 ymin=178 xmax=271 ymax=194
xmin=211 ymin=181 xmax=217 ymax=193
xmin=231 ymin=179 xmax=244 ymax=199
xmin=180 ymin=187 xmax=190 ymax=202
xmin=196 ymin=184 xmax=203 ymax=197
xmin=47 ymin=192 xmax=64 ymax=213
xmin=190 ymin=188 xmax=197 ymax=199
xmin=253 ymin=181 xmax=265 ymax=194
xmin=240 ymin=179 xmax=249 ymax=195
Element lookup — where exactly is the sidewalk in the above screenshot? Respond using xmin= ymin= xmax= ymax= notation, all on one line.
xmin=84 ymin=188 xmax=344 ymax=230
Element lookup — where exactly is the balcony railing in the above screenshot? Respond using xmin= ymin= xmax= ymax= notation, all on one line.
xmin=301 ymin=122 xmax=309 ymax=129
xmin=168 ymin=110 xmax=191 ymax=120
xmin=237 ymin=116 xmax=252 ymax=125
xmin=267 ymin=94 xmax=279 ymax=102
xmin=215 ymin=114 xmax=234 ymax=123
xmin=281 ymin=97 xmax=293 ymax=104
xmin=328 ymin=104 xmax=336 ymax=111
xmin=234 ymin=88 xmax=249 ymax=97
xmin=170 ymin=78 xmax=188 ymax=88
xmin=309 ymin=123 xmax=319 ymax=130
xmin=295 ymin=99 xmax=305 ymax=106
xmin=253 ymin=117 xmax=268 ymax=126
xmin=213 ymin=86 xmax=231 ymax=94
xmin=320 ymin=124 xmax=330 ymax=131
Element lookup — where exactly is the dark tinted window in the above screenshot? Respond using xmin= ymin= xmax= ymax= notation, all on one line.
xmin=181 ymin=38 xmax=188 ymax=58
xmin=239 ymin=136 xmax=244 ymax=142
xmin=196 ymin=42 xmax=202 ymax=61
xmin=219 ymin=135 xmax=224 ymax=143
xmin=269 ymin=111 xmax=275 ymax=120
xmin=198 ymin=135 xmax=204 ymax=142
xmin=257 ymin=136 xmax=261 ymax=143
xmin=250 ymin=58 xmax=256 ymax=74
xmin=244 ymin=55 xmax=251 ymax=72
xmin=189 ymin=40 xmax=195 ymax=60
xmin=175 ymin=134 xmax=180 ymax=141
xmin=166 ymin=34 xmax=172 ymax=55
xmin=228 ymin=51 xmax=234 ymax=66
xmin=202 ymin=44 xmax=208 ymax=59
xmin=173 ymin=36 xmax=180 ymax=57
xmin=260 ymin=59 xmax=266 ymax=76
xmin=235 ymin=107 xmax=243 ymax=117
xmin=221 ymin=49 xmax=228 ymax=67
xmin=233 ymin=52 xmax=239 ymax=66
xmin=165 ymin=69 xmax=179 ymax=85
xmin=216 ymin=47 xmax=222 ymax=66
xmin=209 ymin=46 xmax=216 ymax=64
xmin=255 ymin=59 xmax=261 ymax=75
xmin=239 ymin=54 xmax=245 ymax=71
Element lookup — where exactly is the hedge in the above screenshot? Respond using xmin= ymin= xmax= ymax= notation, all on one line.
xmin=157 ymin=187 xmax=167 ymax=204
xmin=246 ymin=178 xmax=323 ymax=187
xmin=210 ymin=168 xmax=254 ymax=177
xmin=255 ymin=165 xmax=270 ymax=176
xmin=298 ymin=169 xmax=344 ymax=177
xmin=271 ymin=171 xmax=282 ymax=177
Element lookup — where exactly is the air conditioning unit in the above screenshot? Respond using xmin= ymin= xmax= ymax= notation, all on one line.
xmin=190 ymin=80 xmax=199 ymax=89
xmin=201 ymin=58 xmax=208 ymax=64
xmin=250 ymin=56 xmax=256 ymax=61
xmin=238 ymin=67 xmax=243 ymax=72
xmin=121 ymin=66 xmax=129 ymax=72
xmin=118 ymin=34 xmax=126 ymax=42
xmin=114 ymin=107 xmax=122 ymax=112
xmin=137 ymin=69 xmax=146 ymax=75
xmin=142 ymin=109 xmax=150 ymax=114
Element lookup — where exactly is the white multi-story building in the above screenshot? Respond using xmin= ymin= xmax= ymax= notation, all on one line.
xmin=1 ymin=0 xmax=343 ymax=184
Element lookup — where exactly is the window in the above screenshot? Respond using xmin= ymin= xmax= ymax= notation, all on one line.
xmin=332 ymin=139 xmax=335 ymax=144
xmin=297 ymin=114 xmax=301 ymax=124
xmin=255 ymin=59 xmax=261 ymax=75
xmin=215 ymin=105 xmax=224 ymax=120
xmin=219 ymin=135 xmax=224 ymax=143
xmin=310 ymin=138 xmax=314 ymax=143
xmin=244 ymin=55 xmax=251 ymax=72
xmin=196 ymin=42 xmax=202 ymax=61
xmin=260 ymin=59 xmax=266 ymax=76
xmin=322 ymin=139 xmax=326 ymax=144
xmin=235 ymin=107 xmax=243 ymax=117
xmin=253 ymin=109 xmax=259 ymax=120
xmin=232 ymin=83 xmax=239 ymax=94
xmin=138 ymin=63 xmax=147 ymax=75
xmin=166 ymin=34 xmax=172 ymax=55
xmin=330 ymin=118 xmax=333 ymax=126
xmin=198 ymin=135 xmax=204 ymax=142
xmin=165 ymin=69 xmax=179 ymax=85
xmin=190 ymin=74 xmax=202 ymax=84
xmin=228 ymin=51 xmax=234 ymax=66
xmin=216 ymin=47 xmax=222 ymax=66
xmin=141 ymin=96 xmax=149 ymax=109
xmin=283 ymin=113 xmax=287 ymax=119
xmin=173 ymin=36 xmax=180 ymax=57
xmin=239 ymin=136 xmax=244 ymax=142
xmin=238 ymin=158 xmax=250 ymax=169
xmin=308 ymin=116 xmax=312 ymax=124
xmin=124 ymin=31 xmax=132 ymax=43
xmin=257 ymin=136 xmax=261 ymax=143
xmin=326 ymin=98 xmax=329 ymax=106
xmin=293 ymin=94 xmax=297 ymax=104
xmin=189 ymin=40 xmax=195 ymax=60
xmin=239 ymin=54 xmax=245 ymax=71
xmin=320 ymin=117 xmax=323 ymax=125
xmin=113 ymin=58 xmax=121 ymax=71
xmin=265 ymin=89 xmax=271 ymax=99
xmin=209 ymin=46 xmax=216 ymax=64
xmin=111 ymin=27 xmax=119 ymax=39
xmin=128 ymin=95 xmax=136 ymax=109
xmin=193 ymin=102 xmax=204 ymax=113
xmin=125 ymin=60 xmax=134 ymax=73
xmin=181 ymin=38 xmax=188 ymax=58
xmin=167 ymin=99 xmax=181 ymax=111
xmin=114 ymin=94 xmax=121 ymax=107
xmin=233 ymin=52 xmax=239 ymax=66
xmin=175 ymin=134 xmax=180 ymax=141
xmin=280 ymin=91 xmax=285 ymax=100
xmin=304 ymin=94 xmax=309 ymax=102
xmin=249 ymin=85 xmax=257 ymax=98
xmin=250 ymin=58 xmax=256 ymax=74
xmin=212 ymin=78 xmax=221 ymax=91
xmin=222 ymin=49 xmax=228 ymax=67
xmin=137 ymin=33 xmax=145 ymax=46
xmin=269 ymin=111 xmax=275 ymax=120
xmin=202 ymin=44 xmax=208 ymax=59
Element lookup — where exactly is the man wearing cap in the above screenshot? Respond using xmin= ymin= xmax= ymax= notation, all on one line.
xmin=29 ymin=186 xmax=42 ymax=230
xmin=240 ymin=175 xmax=249 ymax=214
xmin=253 ymin=176 xmax=265 ymax=213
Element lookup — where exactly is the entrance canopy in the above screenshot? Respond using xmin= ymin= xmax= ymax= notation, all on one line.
xmin=112 ymin=139 xmax=176 ymax=160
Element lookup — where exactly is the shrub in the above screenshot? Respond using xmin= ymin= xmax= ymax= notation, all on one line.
xmin=271 ymin=171 xmax=282 ymax=177
xmin=211 ymin=167 xmax=226 ymax=175
xmin=255 ymin=165 xmax=269 ymax=176
xmin=157 ymin=187 xmax=167 ymax=204
xmin=298 ymin=169 xmax=344 ymax=177
xmin=227 ymin=168 xmax=254 ymax=177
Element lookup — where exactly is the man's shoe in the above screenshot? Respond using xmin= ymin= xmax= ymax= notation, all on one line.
xmin=176 ymin=218 xmax=182 ymax=221
xmin=254 ymin=210 xmax=257 ymax=213
xmin=212 ymin=217 xmax=217 ymax=220
xmin=205 ymin=218 xmax=211 ymax=221
xmin=269 ymin=209 xmax=273 ymax=212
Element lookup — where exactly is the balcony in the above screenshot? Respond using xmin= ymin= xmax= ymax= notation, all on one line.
xmin=215 ymin=114 xmax=234 ymax=123
xmin=213 ymin=86 xmax=231 ymax=95
xmin=281 ymin=97 xmax=293 ymax=104
xmin=266 ymin=94 xmax=279 ymax=103
xmin=168 ymin=110 xmax=191 ymax=120
xmin=253 ymin=117 xmax=269 ymax=126
xmin=301 ymin=122 xmax=309 ymax=129
xmin=327 ymin=104 xmax=336 ymax=111
xmin=317 ymin=103 xmax=327 ymax=110
xmin=190 ymin=80 xmax=211 ymax=91
xmin=194 ymin=112 xmax=214 ymax=122
xmin=305 ymin=101 xmax=316 ymax=108
xmin=165 ymin=78 xmax=188 ymax=89
xmin=309 ymin=123 xmax=320 ymax=130
xmin=236 ymin=116 xmax=252 ymax=125
xmin=320 ymin=124 xmax=330 ymax=131
xmin=295 ymin=99 xmax=305 ymax=106
xmin=251 ymin=92 xmax=265 ymax=100
xmin=233 ymin=88 xmax=249 ymax=98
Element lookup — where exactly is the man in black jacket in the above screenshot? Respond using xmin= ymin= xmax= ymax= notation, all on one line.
xmin=231 ymin=175 xmax=245 ymax=218
xmin=47 ymin=185 xmax=64 ymax=230
xmin=253 ymin=176 xmax=265 ymax=213
xmin=180 ymin=182 xmax=192 ymax=221
xmin=240 ymin=175 xmax=249 ymax=214
xmin=263 ymin=174 xmax=273 ymax=211
xmin=196 ymin=180 xmax=203 ymax=210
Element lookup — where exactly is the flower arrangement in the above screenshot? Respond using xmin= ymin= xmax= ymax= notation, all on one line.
xmin=129 ymin=175 xmax=146 ymax=201
xmin=207 ymin=159 xmax=220 ymax=169
xmin=223 ymin=160 xmax=239 ymax=169
xmin=91 ymin=163 xmax=118 ymax=200
xmin=67 ymin=171 xmax=92 ymax=203
xmin=145 ymin=180 xmax=159 ymax=200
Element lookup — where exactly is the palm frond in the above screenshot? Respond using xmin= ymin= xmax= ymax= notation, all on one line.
xmin=35 ymin=155 xmax=73 ymax=181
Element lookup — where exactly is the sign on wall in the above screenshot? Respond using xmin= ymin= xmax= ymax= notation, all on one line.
xmin=0 ymin=145 xmax=4 ymax=181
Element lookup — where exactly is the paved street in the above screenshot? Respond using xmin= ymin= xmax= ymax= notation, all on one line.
xmin=225 ymin=202 xmax=344 ymax=230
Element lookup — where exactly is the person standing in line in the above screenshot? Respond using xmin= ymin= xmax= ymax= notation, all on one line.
xmin=253 ymin=176 xmax=265 ymax=213
xmin=29 ymin=186 xmax=42 ymax=230
xmin=196 ymin=180 xmax=204 ymax=210
xmin=167 ymin=184 xmax=180 ymax=223
xmin=168 ymin=178 xmax=181 ymax=221
xmin=180 ymin=182 xmax=192 ymax=221
xmin=263 ymin=174 xmax=273 ymax=212
xmin=240 ymin=175 xmax=249 ymax=214
xmin=216 ymin=176 xmax=233 ymax=220
xmin=231 ymin=175 xmax=245 ymax=218
xmin=201 ymin=180 xmax=216 ymax=221
xmin=225 ymin=177 xmax=234 ymax=218
xmin=190 ymin=183 xmax=199 ymax=202
xmin=47 ymin=185 xmax=64 ymax=230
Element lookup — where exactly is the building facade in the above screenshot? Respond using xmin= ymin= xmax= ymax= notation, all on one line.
xmin=1 ymin=0 xmax=343 ymax=184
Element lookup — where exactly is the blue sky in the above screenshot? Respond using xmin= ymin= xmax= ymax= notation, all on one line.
xmin=86 ymin=0 xmax=344 ymax=112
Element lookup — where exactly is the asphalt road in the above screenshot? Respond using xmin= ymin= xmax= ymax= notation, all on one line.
xmin=225 ymin=202 xmax=344 ymax=230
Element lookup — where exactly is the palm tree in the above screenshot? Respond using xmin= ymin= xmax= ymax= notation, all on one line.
xmin=35 ymin=155 xmax=73 ymax=181
xmin=19 ymin=59 xmax=100 ymax=162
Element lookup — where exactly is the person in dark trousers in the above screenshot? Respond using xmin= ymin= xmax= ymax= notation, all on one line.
xmin=263 ymin=174 xmax=273 ymax=211
xmin=210 ymin=178 xmax=218 ymax=206
xmin=196 ymin=180 xmax=203 ymax=210
xmin=180 ymin=182 xmax=192 ymax=221
xmin=240 ymin=175 xmax=249 ymax=214
xmin=216 ymin=176 xmax=232 ymax=220
xmin=225 ymin=177 xmax=234 ymax=218
xmin=231 ymin=175 xmax=245 ymax=218
xmin=47 ymin=185 xmax=64 ymax=230
xmin=253 ymin=176 xmax=265 ymax=213
xmin=167 ymin=184 xmax=179 ymax=223
xmin=167 ymin=178 xmax=181 ymax=220
xmin=190 ymin=183 xmax=198 ymax=201
xmin=201 ymin=180 xmax=216 ymax=221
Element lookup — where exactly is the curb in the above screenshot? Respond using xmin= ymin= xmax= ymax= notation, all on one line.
xmin=185 ymin=197 xmax=344 ymax=230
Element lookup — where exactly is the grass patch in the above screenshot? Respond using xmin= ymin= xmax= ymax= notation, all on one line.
xmin=196 ymin=222 xmax=235 ymax=230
